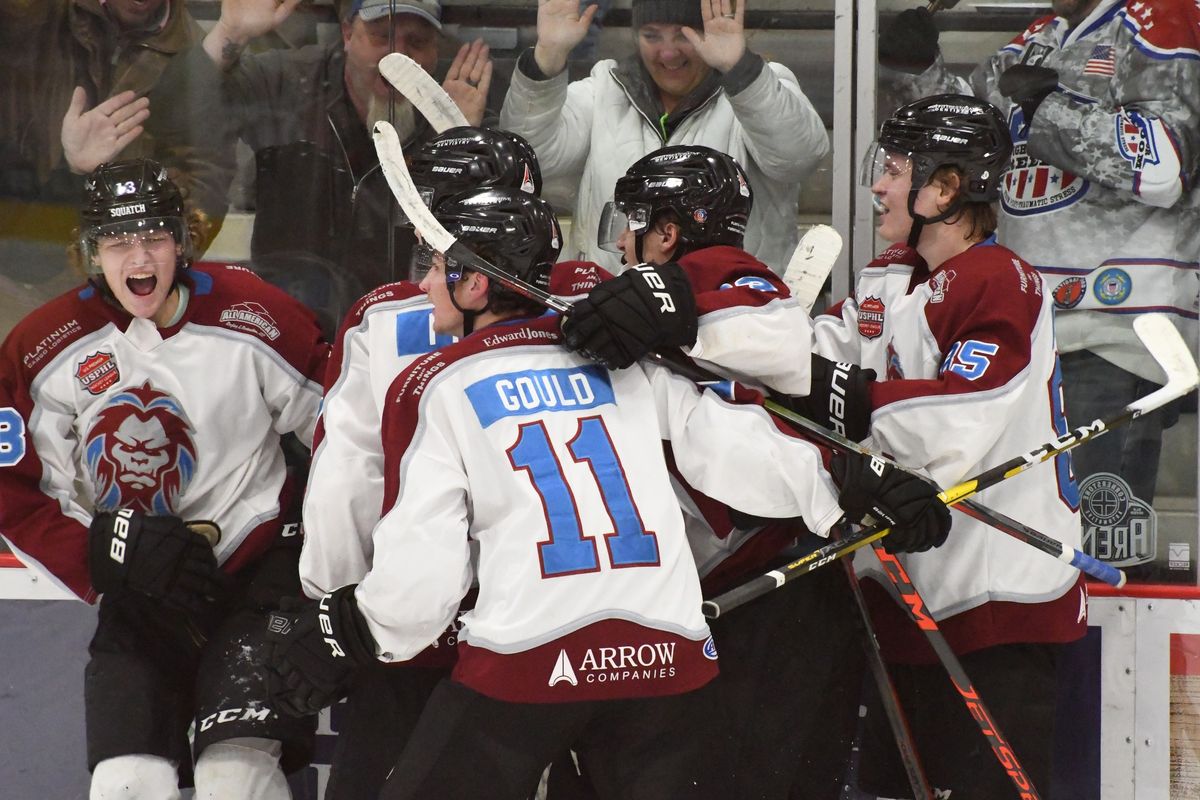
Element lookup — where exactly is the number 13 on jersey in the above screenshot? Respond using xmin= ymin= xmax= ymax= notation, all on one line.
xmin=508 ymin=415 xmax=660 ymax=578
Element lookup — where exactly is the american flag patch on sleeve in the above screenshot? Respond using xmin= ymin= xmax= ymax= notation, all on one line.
xmin=1082 ymin=44 xmax=1116 ymax=76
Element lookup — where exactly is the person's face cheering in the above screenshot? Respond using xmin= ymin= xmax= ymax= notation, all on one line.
xmin=637 ymin=23 xmax=711 ymax=109
xmin=343 ymin=14 xmax=439 ymax=104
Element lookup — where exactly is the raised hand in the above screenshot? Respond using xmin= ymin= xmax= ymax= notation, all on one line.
xmin=205 ymin=0 xmax=303 ymax=67
xmin=442 ymin=39 xmax=493 ymax=127
xmin=61 ymin=88 xmax=150 ymax=174
xmin=533 ymin=0 xmax=599 ymax=77
xmin=682 ymin=0 xmax=746 ymax=74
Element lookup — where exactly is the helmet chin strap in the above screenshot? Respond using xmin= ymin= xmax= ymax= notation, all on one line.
xmin=904 ymin=187 xmax=964 ymax=249
xmin=447 ymin=272 xmax=488 ymax=336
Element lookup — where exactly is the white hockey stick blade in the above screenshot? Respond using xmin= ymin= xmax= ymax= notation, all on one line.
xmin=379 ymin=52 xmax=469 ymax=134
xmin=374 ymin=121 xmax=456 ymax=253
xmin=1129 ymin=313 xmax=1200 ymax=416
xmin=783 ymin=224 xmax=842 ymax=313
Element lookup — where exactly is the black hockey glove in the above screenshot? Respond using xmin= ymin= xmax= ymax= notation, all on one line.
xmin=561 ymin=261 xmax=698 ymax=369
xmin=831 ymin=452 xmax=951 ymax=554
xmin=264 ymin=585 xmax=378 ymax=717
xmin=998 ymin=64 xmax=1059 ymax=127
xmin=88 ymin=509 xmax=229 ymax=615
xmin=878 ymin=8 xmax=940 ymax=74
xmin=789 ymin=355 xmax=876 ymax=442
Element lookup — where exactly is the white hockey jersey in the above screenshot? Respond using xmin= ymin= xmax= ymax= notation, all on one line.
xmin=814 ymin=241 xmax=1086 ymax=661
xmin=300 ymin=262 xmax=612 ymax=600
xmin=0 ymin=264 xmax=327 ymax=600
xmin=357 ymin=314 xmax=842 ymax=702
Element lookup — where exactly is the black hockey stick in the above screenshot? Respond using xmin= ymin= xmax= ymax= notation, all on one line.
xmin=841 ymin=555 xmax=934 ymax=800
xmin=373 ymin=120 xmax=1141 ymax=593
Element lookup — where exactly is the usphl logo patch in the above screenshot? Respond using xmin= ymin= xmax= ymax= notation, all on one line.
xmin=1053 ymin=277 xmax=1086 ymax=309
xmin=75 ymin=351 xmax=120 ymax=395
xmin=858 ymin=296 xmax=885 ymax=340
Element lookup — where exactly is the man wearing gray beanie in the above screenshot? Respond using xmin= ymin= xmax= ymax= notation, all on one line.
xmin=500 ymin=0 xmax=828 ymax=277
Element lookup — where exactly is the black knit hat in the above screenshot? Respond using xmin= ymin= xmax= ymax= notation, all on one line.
xmin=631 ymin=0 xmax=704 ymax=29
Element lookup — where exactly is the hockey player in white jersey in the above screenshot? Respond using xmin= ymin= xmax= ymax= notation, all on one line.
xmin=264 ymin=185 xmax=948 ymax=799
xmin=298 ymin=125 xmax=615 ymax=800
xmin=0 ymin=159 xmax=329 ymax=799
xmin=878 ymin=0 xmax=1200 ymax=575
xmin=807 ymin=95 xmax=1086 ymax=796
xmin=558 ymin=144 xmax=930 ymax=799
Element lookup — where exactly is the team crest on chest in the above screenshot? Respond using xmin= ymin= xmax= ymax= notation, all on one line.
xmin=858 ymin=296 xmax=885 ymax=340
xmin=85 ymin=381 xmax=197 ymax=514
xmin=75 ymin=351 xmax=120 ymax=395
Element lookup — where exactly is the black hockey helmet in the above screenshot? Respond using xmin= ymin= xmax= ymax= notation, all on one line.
xmin=600 ymin=145 xmax=752 ymax=259
xmin=79 ymin=158 xmax=191 ymax=273
xmin=426 ymin=187 xmax=562 ymax=292
xmin=862 ymin=94 xmax=1011 ymax=245
xmin=408 ymin=126 xmax=542 ymax=215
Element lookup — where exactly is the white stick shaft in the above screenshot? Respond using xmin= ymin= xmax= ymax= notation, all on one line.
xmin=378 ymin=52 xmax=469 ymax=133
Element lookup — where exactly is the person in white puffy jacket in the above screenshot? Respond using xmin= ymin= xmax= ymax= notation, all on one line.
xmin=500 ymin=0 xmax=829 ymax=275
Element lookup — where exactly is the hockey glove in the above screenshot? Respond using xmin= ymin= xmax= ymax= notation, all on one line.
xmin=878 ymin=8 xmax=940 ymax=74
xmin=998 ymin=64 xmax=1059 ymax=128
xmin=88 ymin=509 xmax=229 ymax=615
xmin=831 ymin=452 xmax=951 ymax=554
xmin=789 ymin=355 xmax=876 ymax=443
xmin=561 ymin=261 xmax=698 ymax=369
xmin=264 ymin=585 xmax=378 ymax=717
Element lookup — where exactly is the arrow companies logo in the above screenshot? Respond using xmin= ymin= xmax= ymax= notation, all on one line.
xmin=547 ymin=642 xmax=679 ymax=688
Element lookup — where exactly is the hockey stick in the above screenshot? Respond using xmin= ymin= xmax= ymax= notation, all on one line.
xmin=379 ymin=52 xmax=469 ymax=134
xmin=376 ymin=119 xmax=1136 ymax=593
xmin=783 ymin=224 xmax=842 ymax=314
xmin=704 ymin=312 xmax=1196 ymax=617
xmin=869 ymin=542 xmax=1042 ymax=798
xmin=842 ymin=556 xmax=934 ymax=800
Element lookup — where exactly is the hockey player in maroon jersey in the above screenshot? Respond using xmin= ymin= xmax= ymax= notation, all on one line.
xmin=263 ymin=184 xmax=947 ymax=799
xmin=0 ymin=159 xmax=329 ymax=798
xmin=806 ymin=95 xmax=1085 ymax=796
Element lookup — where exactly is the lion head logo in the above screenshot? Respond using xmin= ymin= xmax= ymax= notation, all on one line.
xmin=85 ymin=382 xmax=197 ymax=514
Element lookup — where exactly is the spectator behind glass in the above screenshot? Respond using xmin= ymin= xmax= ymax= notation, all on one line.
xmin=174 ymin=0 xmax=492 ymax=334
xmin=876 ymin=0 xmax=1200 ymax=580
xmin=0 ymin=0 xmax=232 ymax=243
xmin=500 ymin=0 xmax=829 ymax=275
